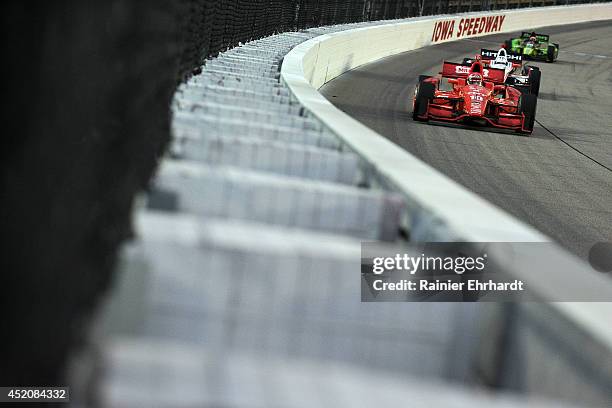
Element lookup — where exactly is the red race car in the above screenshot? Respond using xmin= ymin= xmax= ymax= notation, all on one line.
xmin=412 ymin=60 xmax=537 ymax=134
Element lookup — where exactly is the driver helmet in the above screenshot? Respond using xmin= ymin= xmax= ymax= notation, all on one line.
xmin=529 ymin=32 xmax=537 ymax=42
xmin=467 ymin=73 xmax=483 ymax=86
xmin=492 ymin=48 xmax=508 ymax=67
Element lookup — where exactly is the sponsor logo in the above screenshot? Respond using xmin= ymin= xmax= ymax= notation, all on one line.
xmin=481 ymin=49 xmax=522 ymax=62
xmin=467 ymin=92 xmax=485 ymax=114
xmin=470 ymin=99 xmax=483 ymax=113
xmin=481 ymin=50 xmax=498 ymax=58
xmin=454 ymin=65 xmax=491 ymax=77
xmin=432 ymin=14 xmax=506 ymax=43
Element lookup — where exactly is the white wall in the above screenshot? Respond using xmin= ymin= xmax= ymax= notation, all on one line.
xmin=302 ymin=4 xmax=612 ymax=89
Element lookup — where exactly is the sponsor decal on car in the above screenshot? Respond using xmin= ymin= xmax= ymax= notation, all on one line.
xmin=454 ymin=65 xmax=491 ymax=77
xmin=431 ymin=14 xmax=506 ymax=43
xmin=481 ymin=48 xmax=522 ymax=62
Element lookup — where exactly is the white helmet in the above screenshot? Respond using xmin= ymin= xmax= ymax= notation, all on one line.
xmin=490 ymin=48 xmax=508 ymax=69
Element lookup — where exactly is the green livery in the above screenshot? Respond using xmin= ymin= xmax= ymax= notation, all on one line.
xmin=504 ymin=32 xmax=559 ymax=62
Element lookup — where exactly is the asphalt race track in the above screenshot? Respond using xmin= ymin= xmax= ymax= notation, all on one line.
xmin=321 ymin=20 xmax=612 ymax=260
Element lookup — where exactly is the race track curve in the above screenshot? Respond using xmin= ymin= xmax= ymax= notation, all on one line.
xmin=321 ymin=20 xmax=612 ymax=260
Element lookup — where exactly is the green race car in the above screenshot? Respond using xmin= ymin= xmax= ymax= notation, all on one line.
xmin=504 ymin=32 xmax=559 ymax=62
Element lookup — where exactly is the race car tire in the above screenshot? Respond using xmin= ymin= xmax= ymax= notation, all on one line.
xmin=412 ymin=81 xmax=435 ymax=122
xmin=518 ymin=93 xmax=537 ymax=134
xmin=527 ymin=67 xmax=541 ymax=96
xmin=546 ymin=44 xmax=556 ymax=62
xmin=522 ymin=64 xmax=539 ymax=75
xmin=504 ymin=39 xmax=513 ymax=50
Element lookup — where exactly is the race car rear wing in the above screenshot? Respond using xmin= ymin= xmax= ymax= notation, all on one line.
xmin=441 ymin=61 xmax=506 ymax=84
xmin=520 ymin=32 xmax=549 ymax=42
xmin=480 ymin=48 xmax=522 ymax=62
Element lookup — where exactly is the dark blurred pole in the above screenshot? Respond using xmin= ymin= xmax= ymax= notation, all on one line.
xmin=0 ymin=0 xmax=188 ymax=386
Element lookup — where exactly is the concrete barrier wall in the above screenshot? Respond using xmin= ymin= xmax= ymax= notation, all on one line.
xmin=301 ymin=4 xmax=612 ymax=89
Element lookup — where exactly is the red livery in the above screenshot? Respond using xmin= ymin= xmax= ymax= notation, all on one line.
xmin=412 ymin=60 xmax=537 ymax=134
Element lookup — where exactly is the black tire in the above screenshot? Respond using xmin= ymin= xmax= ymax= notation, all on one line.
xmin=546 ymin=44 xmax=557 ymax=62
xmin=527 ymin=67 xmax=541 ymax=96
xmin=518 ymin=93 xmax=537 ymax=134
xmin=521 ymin=64 xmax=539 ymax=76
xmin=504 ymin=39 xmax=512 ymax=50
xmin=412 ymin=81 xmax=435 ymax=122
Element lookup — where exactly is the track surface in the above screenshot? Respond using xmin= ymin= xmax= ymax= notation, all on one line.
xmin=321 ymin=21 xmax=612 ymax=260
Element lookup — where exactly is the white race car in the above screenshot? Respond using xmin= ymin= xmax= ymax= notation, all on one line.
xmin=463 ymin=48 xmax=541 ymax=96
